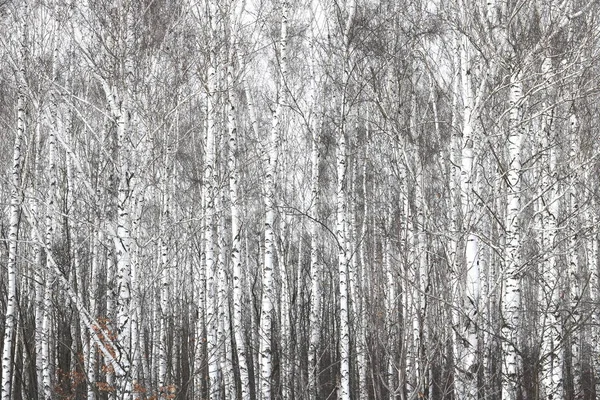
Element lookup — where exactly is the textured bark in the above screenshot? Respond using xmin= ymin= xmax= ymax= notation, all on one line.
xmin=337 ymin=3 xmax=355 ymax=399
xmin=279 ymin=217 xmax=292 ymax=400
xmin=32 ymin=117 xmax=45 ymax=400
xmin=384 ymin=210 xmax=396 ymax=398
xmin=357 ymin=130 xmax=369 ymax=400
xmin=335 ymin=109 xmax=349 ymax=400
xmin=539 ymin=55 xmax=563 ymax=399
xmin=568 ymin=110 xmax=582 ymax=397
xmin=1 ymin=9 xmax=27 ymax=399
xmin=587 ymin=192 xmax=600 ymax=397
xmin=502 ymin=70 xmax=524 ymax=400
xmin=258 ymin=5 xmax=287 ymax=399
xmin=40 ymin=39 xmax=61 ymax=400
xmin=217 ymin=177 xmax=234 ymax=400
xmin=204 ymin=3 xmax=219 ymax=397
xmin=228 ymin=53 xmax=251 ymax=400
xmin=455 ymin=25 xmax=482 ymax=400
xmin=448 ymin=33 xmax=463 ymax=400
xmin=158 ymin=189 xmax=170 ymax=390
xmin=101 ymin=4 xmax=137 ymax=394
xmin=307 ymin=104 xmax=322 ymax=400
xmin=406 ymin=95 xmax=428 ymax=397
xmin=307 ymin=4 xmax=323 ymax=397
xmin=87 ymin=223 xmax=101 ymax=400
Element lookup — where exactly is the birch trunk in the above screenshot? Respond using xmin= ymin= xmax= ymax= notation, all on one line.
xmin=357 ymin=123 xmax=369 ymax=400
xmin=130 ymin=158 xmax=146 ymax=397
xmin=32 ymin=115 xmax=45 ymax=400
xmin=87 ymin=222 xmax=101 ymax=400
xmin=203 ymin=2 xmax=219 ymax=397
xmin=539 ymin=55 xmax=562 ymax=399
xmin=158 ymin=138 xmax=174 ymax=393
xmin=259 ymin=121 xmax=277 ymax=400
xmin=335 ymin=105 xmax=350 ymax=400
xmin=114 ymin=157 xmax=133 ymax=399
xmin=397 ymin=140 xmax=412 ymax=398
xmin=228 ymin=51 xmax=251 ymax=400
xmin=410 ymin=142 xmax=427 ymax=399
xmin=217 ymin=177 xmax=234 ymax=400
xmin=307 ymin=5 xmax=322 ymax=396
xmin=502 ymin=70 xmax=524 ymax=400
xmin=455 ymin=28 xmax=480 ymax=400
xmin=347 ymin=159 xmax=360 ymax=396
xmin=447 ymin=33 xmax=463 ymax=400
xmin=568 ymin=111 xmax=581 ymax=397
xmin=384 ymin=208 xmax=396 ymax=398
xmin=105 ymin=232 xmax=117 ymax=398
xmin=40 ymin=75 xmax=59 ymax=400
xmin=337 ymin=3 xmax=355 ymax=399
xmin=158 ymin=218 xmax=170 ymax=391
xmin=259 ymin=4 xmax=287 ymax=399
xmin=307 ymin=104 xmax=321 ymax=400
xmin=1 ymin=9 xmax=27 ymax=398
xmin=583 ymin=180 xmax=597 ymax=397
xmin=93 ymin=3 xmax=138 ymax=396
xmin=279 ymin=217 xmax=292 ymax=400
xmin=588 ymin=192 xmax=600 ymax=396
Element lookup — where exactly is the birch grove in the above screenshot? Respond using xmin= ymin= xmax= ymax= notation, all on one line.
xmin=1 ymin=0 xmax=600 ymax=399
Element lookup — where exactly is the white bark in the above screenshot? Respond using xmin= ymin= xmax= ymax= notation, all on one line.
xmin=217 ymin=177 xmax=234 ymax=400
xmin=384 ymin=211 xmax=396 ymax=398
xmin=357 ymin=121 xmax=369 ymax=400
xmin=455 ymin=29 xmax=481 ymax=400
xmin=336 ymin=109 xmax=350 ymax=400
xmin=568 ymin=111 xmax=581 ymax=396
xmin=158 ymin=140 xmax=174 ymax=392
xmin=228 ymin=53 xmax=251 ymax=400
xmin=307 ymin=5 xmax=323 ymax=397
xmin=448 ymin=31 xmax=461 ymax=280
xmin=93 ymin=3 xmax=138 ymax=396
xmin=588 ymin=196 xmax=600 ymax=396
xmin=259 ymin=5 xmax=287 ymax=399
xmin=307 ymin=102 xmax=322 ymax=400
xmin=105 ymin=236 xmax=117 ymax=398
xmin=584 ymin=185 xmax=597 ymax=395
xmin=1 ymin=10 xmax=26 ymax=398
xmin=113 ymin=101 xmax=134 ymax=400
xmin=259 ymin=123 xmax=277 ymax=400
xmin=502 ymin=70 xmax=524 ymax=400
xmin=448 ymin=33 xmax=463 ymax=400
xmin=279 ymin=218 xmax=292 ymax=400
xmin=337 ymin=3 xmax=355 ymax=399
xmin=397 ymin=140 xmax=412 ymax=396
xmin=40 ymin=69 xmax=59 ymax=400
xmin=131 ymin=203 xmax=144 ymax=395
xmin=411 ymin=138 xmax=427 ymax=399
xmin=32 ymin=117 xmax=45 ymax=400
xmin=158 ymin=233 xmax=170 ymax=391
xmin=87 ymin=223 xmax=101 ymax=400
xmin=203 ymin=2 xmax=219 ymax=397
xmin=2 ymin=61 xmax=25 ymax=400
xmin=539 ymin=56 xmax=563 ymax=399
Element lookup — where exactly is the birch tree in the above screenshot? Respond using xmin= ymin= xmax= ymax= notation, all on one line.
xmin=258 ymin=3 xmax=288 ymax=399
xmin=335 ymin=2 xmax=355 ymax=399
xmin=1 ymin=5 xmax=27 ymax=400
